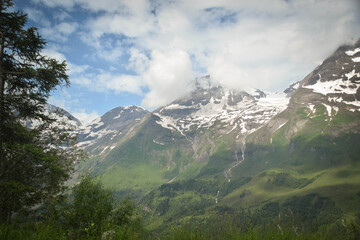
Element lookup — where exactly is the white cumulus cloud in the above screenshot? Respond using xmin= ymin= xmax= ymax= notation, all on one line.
xmin=142 ymin=48 xmax=194 ymax=108
xmin=72 ymin=109 xmax=100 ymax=124
xmin=28 ymin=0 xmax=360 ymax=109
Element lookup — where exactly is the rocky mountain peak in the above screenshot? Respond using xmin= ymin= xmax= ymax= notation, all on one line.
xmin=154 ymin=83 xmax=289 ymax=139
xmin=26 ymin=104 xmax=82 ymax=129
xmin=300 ymin=40 xmax=360 ymax=113
xmin=75 ymin=105 xmax=148 ymax=155
xmin=283 ymin=81 xmax=301 ymax=97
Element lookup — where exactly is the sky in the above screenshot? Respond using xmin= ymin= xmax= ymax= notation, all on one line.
xmin=13 ymin=0 xmax=360 ymax=123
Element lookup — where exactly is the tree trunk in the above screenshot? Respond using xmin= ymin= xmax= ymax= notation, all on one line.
xmin=0 ymin=31 xmax=4 ymax=127
xmin=0 ymin=30 xmax=5 ymax=165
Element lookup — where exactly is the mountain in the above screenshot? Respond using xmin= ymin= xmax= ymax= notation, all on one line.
xmin=73 ymin=40 xmax=360 ymax=232
xmin=154 ymin=76 xmax=288 ymax=142
xmin=218 ymin=40 xmax=360 ymax=211
xmin=26 ymin=103 xmax=82 ymax=129
xmin=75 ymin=105 xmax=148 ymax=155
xmin=140 ymin=40 xmax=360 ymax=230
xmin=74 ymin=79 xmax=294 ymax=197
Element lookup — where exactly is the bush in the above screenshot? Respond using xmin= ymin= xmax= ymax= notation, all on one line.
xmin=61 ymin=175 xmax=143 ymax=239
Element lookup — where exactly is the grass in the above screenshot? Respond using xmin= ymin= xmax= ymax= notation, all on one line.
xmin=221 ymin=164 xmax=360 ymax=216
xmin=2 ymin=220 xmax=359 ymax=240
xmin=98 ymin=163 xmax=167 ymax=197
xmin=0 ymin=223 xmax=67 ymax=240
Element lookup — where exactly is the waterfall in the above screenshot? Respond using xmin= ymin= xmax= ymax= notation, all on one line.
xmin=223 ymin=137 xmax=246 ymax=182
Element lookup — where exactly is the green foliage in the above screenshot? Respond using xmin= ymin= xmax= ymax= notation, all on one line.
xmin=62 ymin=175 xmax=114 ymax=238
xmin=61 ymin=175 xmax=143 ymax=239
xmin=0 ymin=177 xmax=359 ymax=239
xmin=0 ymin=175 xmax=145 ymax=240
xmin=112 ymin=197 xmax=142 ymax=228
xmin=1 ymin=219 xmax=359 ymax=240
xmin=0 ymin=222 xmax=67 ymax=240
xmin=0 ymin=0 xmax=81 ymax=223
xmin=271 ymin=172 xmax=312 ymax=188
xmin=160 ymin=214 xmax=360 ymax=240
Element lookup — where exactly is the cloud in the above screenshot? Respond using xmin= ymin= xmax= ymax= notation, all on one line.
xmin=72 ymin=109 xmax=100 ymax=124
xmin=99 ymin=74 xmax=144 ymax=95
xmin=41 ymin=22 xmax=78 ymax=42
xmin=71 ymin=72 xmax=144 ymax=96
xmin=49 ymin=92 xmax=99 ymax=123
xmin=208 ymin=57 xmax=250 ymax=91
xmin=48 ymin=95 xmax=67 ymax=110
xmin=127 ymin=48 xmax=149 ymax=74
xmin=31 ymin=0 xmax=74 ymax=9
xmin=78 ymin=32 xmax=127 ymax=62
xmin=42 ymin=48 xmax=66 ymax=61
xmin=141 ymin=48 xmax=194 ymax=108
xmin=75 ymin=0 xmax=127 ymax=13
xmin=53 ymin=10 xmax=72 ymax=21
xmin=40 ymin=49 xmax=91 ymax=80
xmin=24 ymin=7 xmax=51 ymax=27
xmin=30 ymin=0 xmax=360 ymax=110
xmin=85 ymin=10 xmax=154 ymax=39
xmin=67 ymin=63 xmax=90 ymax=75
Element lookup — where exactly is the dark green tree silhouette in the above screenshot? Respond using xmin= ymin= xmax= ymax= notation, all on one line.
xmin=0 ymin=0 xmax=79 ymax=222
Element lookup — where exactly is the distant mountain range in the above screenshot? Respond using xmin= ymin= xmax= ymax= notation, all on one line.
xmin=53 ymin=39 xmax=360 ymax=231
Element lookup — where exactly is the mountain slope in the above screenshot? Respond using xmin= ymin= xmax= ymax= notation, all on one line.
xmin=219 ymin=39 xmax=360 ymax=217
xmin=73 ymin=106 xmax=149 ymax=185
xmin=139 ymin=40 xmax=360 ymax=231
xmin=75 ymin=105 xmax=148 ymax=155
xmin=26 ymin=104 xmax=82 ymax=129
xmin=77 ymin=79 xmax=294 ymax=198
xmin=74 ymin=40 xmax=360 ymax=232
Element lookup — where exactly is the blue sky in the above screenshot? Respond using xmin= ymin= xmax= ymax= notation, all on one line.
xmin=13 ymin=0 xmax=360 ymax=123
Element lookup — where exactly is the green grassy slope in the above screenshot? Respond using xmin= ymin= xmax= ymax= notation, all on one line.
xmin=220 ymin=87 xmax=360 ymax=217
xmin=141 ymin=86 xmax=360 ymax=232
xmin=77 ymin=114 xmax=235 ymax=199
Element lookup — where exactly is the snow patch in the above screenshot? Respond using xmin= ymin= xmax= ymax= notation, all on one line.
xmin=346 ymin=48 xmax=360 ymax=56
xmin=90 ymin=117 xmax=104 ymax=128
xmin=154 ymin=113 xmax=186 ymax=136
xmin=292 ymin=82 xmax=300 ymax=89
xmin=322 ymin=103 xmax=332 ymax=117
xmin=345 ymin=69 xmax=357 ymax=79
xmin=99 ymin=146 xmax=109 ymax=155
xmin=164 ymin=104 xmax=197 ymax=110
xmin=303 ymin=78 xmax=360 ymax=95
xmin=328 ymin=96 xmax=343 ymax=103
xmin=352 ymin=57 xmax=360 ymax=62
xmin=113 ymin=112 xmax=123 ymax=119
xmin=275 ymin=122 xmax=287 ymax=132
xmin=155 ymin=88 xmax=289 ymax=144
xmin=153 ymin=139 xmax=165 ymax=145
xmin=308 ymin=104 xmax=316 ymax=114
xmin=343 ymin=100 xmax=360 ymax=107
xmin=333 ymin=106 xmax=339 ymax=115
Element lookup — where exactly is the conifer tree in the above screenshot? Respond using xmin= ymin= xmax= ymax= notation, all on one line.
xmin=0 ymin=0 xmax=79 ymax=222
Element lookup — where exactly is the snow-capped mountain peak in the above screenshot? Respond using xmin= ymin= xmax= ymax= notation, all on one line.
xmin=301 ymin=40 xmax=360 ymax=112
xmin=75 ymin=105 xmax=148 ymax=155
xmin=154 ymin=85 xmax=290 ymax=139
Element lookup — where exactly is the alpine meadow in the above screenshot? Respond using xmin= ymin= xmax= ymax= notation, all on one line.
xmin=1 ymin=0 xmax=360 ymax=239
